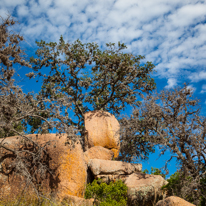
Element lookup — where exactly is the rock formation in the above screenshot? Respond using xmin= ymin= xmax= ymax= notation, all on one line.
xmin=84 ymin=110 xmax=120 ymax=158
xmin=156 ymin=196 xmax=195 ymax=206
xmin=0 ymin=110 xmax=192 ymax=206
xmin=87 ymin=159 xmax=167 ymax=205
xmin=125 ymin=173 xmax=168 ymax=205
xmin=84 ymin=146 xmax=114 ymax=164
xmin=0 ymin=134 xmax=87 ymax=201
xmin=88 ymin=159 xmax=142 ymax=176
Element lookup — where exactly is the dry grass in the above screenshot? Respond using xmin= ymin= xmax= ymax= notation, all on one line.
xmin=0 ymin=194 xmax=67 ymax=206
xmin=0 ymin=192 xmax=93 ymax=206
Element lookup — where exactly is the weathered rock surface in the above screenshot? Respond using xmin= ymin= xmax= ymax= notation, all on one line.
xmin=156 ymin=196 xmax=195 ymax=206
xmin=84 ymin=110 xmax=120 ymax=158
xmin=95 ymin=174 xmax=128 ymax=184
xmin=61 ymin=195 xmax=94 ymax=206
xmin=125 ymin=173 xmax=168 ymax=206
xmin=84 ymin=146 xmax=114 ymax=164
xmin=0 ymin=113 xmax=176 ymax=206
xmin=88 ymin=159 xmax=142 ymax=176
xmin=0 ymin=134 xmax=87 ymax=201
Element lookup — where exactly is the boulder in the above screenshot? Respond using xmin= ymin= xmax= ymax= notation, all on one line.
xmin=125 ymin=173 xmax=168 ymax=206
xmin=84 ymin=110 xmax=120 ymax=158
xmin=84 ymin=146 xmax=114 ymax=164
xmin=88 ymin=159 xmax=142 ymax=176
xmin=156 ymin=196 xmax=195 ymax=206
xmin=0 ymin=135 xmax=34 ymax=200
xmin=95 ymin=174 xmax=129 ymax=184
xmin=0 ymin=134 xmax=87 ymax=201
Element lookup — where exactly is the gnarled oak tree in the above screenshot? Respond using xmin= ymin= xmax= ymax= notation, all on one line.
xmin=120 ymin=84 xmax=206 ymax=205
xmin=29 ymin=36 xmax=156 ymax=135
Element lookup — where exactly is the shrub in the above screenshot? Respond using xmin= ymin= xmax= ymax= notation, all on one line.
xmin=85 ymin=179 xmax=128 ymax=206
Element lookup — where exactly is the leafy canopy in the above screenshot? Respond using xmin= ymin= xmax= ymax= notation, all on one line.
xmin=29 ymin=36 xmax=156 ymax=132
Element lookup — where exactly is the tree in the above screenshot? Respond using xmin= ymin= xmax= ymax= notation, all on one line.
xmin=29 ymin=36 xmax=156 ymax=138
xmin=0 ymin=15 xmax=79 ymax=203
xmin=0 ymin=15 xmax=158 ymax=203
xmin=120 ymin=84 xmax=206 ymax=205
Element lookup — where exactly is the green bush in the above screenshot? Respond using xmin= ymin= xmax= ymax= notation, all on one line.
xmin=85 ymin=179 xmax=128 ymax=206
xmin=161 ymin=171 xmax=182 ymax=197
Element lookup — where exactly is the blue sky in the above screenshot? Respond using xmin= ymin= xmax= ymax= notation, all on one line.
xmin=1 ymin=0 xmax=206 ymax=178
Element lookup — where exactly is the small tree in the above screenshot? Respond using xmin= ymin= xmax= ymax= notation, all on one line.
xmin=120 ymin=84 xmax=206 ymax=205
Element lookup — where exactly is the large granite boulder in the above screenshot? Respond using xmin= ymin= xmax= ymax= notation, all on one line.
xmin=0 ymin=134 xmax=87 ymax=201
xmin=84 ymin=146 xmax=114 ymax=164
xmin=84 ymin=110 xmax=120 ymax=158
xmin=88 ymin=159 xmax=142 ymax=176
xmin=156 ymin=196 xmax=195 ymax=206
xmin=125 ymin=173 xmax=168 ymax=206
xmin=88 ymin=159 xmax=142 ymax=183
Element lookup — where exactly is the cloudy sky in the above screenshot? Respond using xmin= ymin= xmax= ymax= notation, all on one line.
xmin=1 ymin=0 xmax=206 ymax=176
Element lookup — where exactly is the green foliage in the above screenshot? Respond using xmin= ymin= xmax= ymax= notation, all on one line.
xmin=30 ymin=36 xmax=156 ymax=133
xmin=142 ymin=167 xmax=166 ymax=179
xmin=0 ymin=121 xmax=24 ymax=138
xmin=161 ymin=171 xmax=182 ymax=196
xmin=85 ymin=179 xmax=128 ymax=206
xmin=200 ymin=175 xmax=206 ymax=206
xmin=161 ymin=171 xmax=206 ymax=206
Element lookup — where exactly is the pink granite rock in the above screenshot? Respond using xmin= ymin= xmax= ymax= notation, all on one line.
xmin=0 ymin=134 xmax=87 ymax=202
xmin=84 ymin=146 xmax=114 ymax=164
xmin=84 ymin=110 xmax=120 ymax=158
xmin=88 ymin=159 xmax=142 ymax=176
xmin=125 ymin=173 xmax=168 ymax=206
xmin=156 ymin=196 xmax=195 ymax=206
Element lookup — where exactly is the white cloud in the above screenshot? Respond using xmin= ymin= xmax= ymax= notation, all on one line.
xmin=168 ymin=4 xmax=206 ymax=28
xmin=189 ymin=71 xmax=206 ymax=82
xmin=0 ymin=9 xmax=9 ymax=18
xmin=1 ymin=0 xmax=206 ymax=87
xmin=165 ymin=78 xmax=177 ymax=89
xmin=201 ymin=84 xmax=206 ymax=93
xmin=0 ymin=0 xmax=26 ymax=7
xmin=17 ymin=5 xmax=29 ymax=16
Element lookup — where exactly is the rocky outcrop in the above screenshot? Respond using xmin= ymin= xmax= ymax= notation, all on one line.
xmin=88 ymin=159 xmax=142 ymax=185
xmin=0 ymin=110 xmax=172 ymax=206
xmin=84 ymin=146 xmax=114 ymax=164
xmin=0 ymin=134 xmax=87 ymax=201
xmin=84 ymin=110 xmax=120 ymax=158
xmin=88 ymin=159 xmax=142 ymax=176
xmin=87 ymin=159 xmax=168 ymax=205
xmin=125 ymin=173 xmax=168 ymax=206
xmin=156 ymin=196 xmax=195 ymax=206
